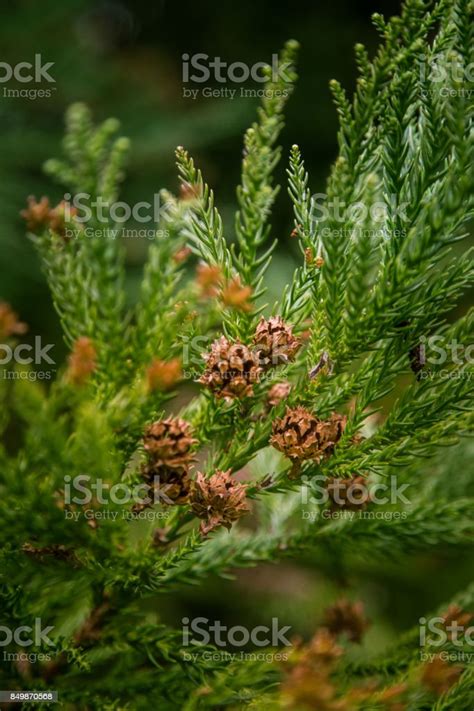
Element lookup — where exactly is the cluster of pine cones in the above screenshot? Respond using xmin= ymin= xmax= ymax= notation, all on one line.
xmin=198 ymin=316 xmax=301 ymax=400
xmin=135 ymin=316 xmax=350 ymax=534
xmin=138 ymin=417 xmax=249 ymax=535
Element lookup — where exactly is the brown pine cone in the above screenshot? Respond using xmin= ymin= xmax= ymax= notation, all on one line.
xmin=143 ymin=417 xmax=196 ymax=473
xmin=253 ymin=316 xmax=301 ymax=368
xmin=271 ymin=406 xmax=347 ymax=473
xmin=190 ymin=470 xmax=250 ymax=535
xmin=138 ymin=462 xmax=191 ymax=506
xmin=199 ymin=336 xmax=263 ymax=400
xmin=327 ymin=475 xmax=371 ymax=511
xmin=322 ymin=600 xmax=370 ymax=644
xmin=267 ymin=381 xmax=292 ymax=408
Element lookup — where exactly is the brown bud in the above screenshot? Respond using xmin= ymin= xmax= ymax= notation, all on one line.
xmin=221 ymin=276 xmax=253 ymax=312
xmin=196 ymin=263 xmax=223 ymax=297
xmin=20 ymin=195 xmax=52 ymax=233
xmin=267 ymin=381 xmax=292 ymax=408
xmin=146 ymin=358 xmax=182 ymax=392
xmin=21 ymin=196 xmax=77 ymax=239
xmin=180 ymin=182 xmax=201 ymax=201
xmin=0 ymin=302 xmax=28 ymax=340
xmin=172 ymin=246 xmax=192 ymax=264
xmin=67 ymin=337 xmax=97 ymax=385
xmin=421 ymin=656 xmax=463 ymax=696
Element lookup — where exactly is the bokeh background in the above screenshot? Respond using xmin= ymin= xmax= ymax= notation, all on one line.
xmin=1 ymin=0 xmax=472 ymax=664
xmin=1 ymin=0 xmax=404 ymax=355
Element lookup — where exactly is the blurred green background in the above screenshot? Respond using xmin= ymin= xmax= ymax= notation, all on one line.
xmin=2 ymin=0 xmax=473 ymax=660
xmin=0 ymin=0 xmax=404 ymax=351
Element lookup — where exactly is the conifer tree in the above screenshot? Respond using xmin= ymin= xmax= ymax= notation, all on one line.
xmin=1 ymin=0 xmax=473 ymax=708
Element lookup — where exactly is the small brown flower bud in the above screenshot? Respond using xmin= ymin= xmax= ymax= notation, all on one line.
xmin=146 ymin=358 xmax=182 ymax=392
xmin=172 ymin=246 xmax=192 ymax=264
xmin=196 ymin=263 xmax=223 ymax=297
xmin=221 ymin=276 xmax=253 ymax=312
xmin=267 ymin=381 xmax=292 ymax=408
xmin=180 ymin=182 xmax=201 ymax=201
xmin=421 ymin=656 xmax=463 ymax=696
xmin=21 ymin=196 xmax=77 ymax=239
xmin=0 ymin=302 xmax=28 ymax=340
xmin=67 ymin=337 xmax=97 ymax=385
xmin=20 ymin=196 xmax=52 ymax=233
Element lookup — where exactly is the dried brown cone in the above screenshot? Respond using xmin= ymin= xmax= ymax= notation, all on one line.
xmin=267 ymin=381 xmax=292 ymax=408
xmin=322 ymin=600 xmax=370 ymax=644
xmin=138 ymin=417 xmax=196 ymax=508
xmin=253 ymin=316 xmax=301 ymax=368
xmin=281 ymin=629 xmax=345 ymax=711
xmin=271 ymin=406 xmax=347 ymax=476
xmin=190 ymin=470 xmax=250 ymax=535
xmin=22 ymin=542 xmax=77 ymax=564
xmin=143 ymin=417 xmax=196 ymax=474
xmin=137 ymin=462 xmax=191 ymax=506
xmin=199 ymin=336 xmax=263 ymax=400
xmin=327 ymin=475 xmax=371 ymax=511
